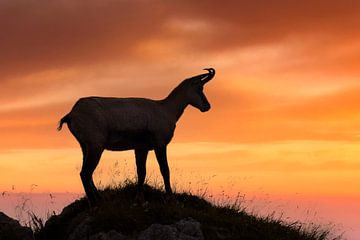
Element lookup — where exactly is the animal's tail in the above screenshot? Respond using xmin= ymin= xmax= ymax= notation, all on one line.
xmin=57 ymin=114 xmax=70 ymax=131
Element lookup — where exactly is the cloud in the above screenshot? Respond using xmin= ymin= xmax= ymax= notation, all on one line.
xmin=0 ymin=0 xmax=169 ymax=79
xmin=2 ymin=0 xmax=360 ymax=79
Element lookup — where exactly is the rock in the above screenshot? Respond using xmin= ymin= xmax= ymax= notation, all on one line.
xmin=174 ymin=218 xmax=204 ymax=240
xmin=56 ymin=215 xmax=203 ymax=240
xmin=37 ymin=199 xmax=90 ymax=240
xmin=89 ymin=230 xmax=128 ymax=240
xmin=138 ymin=218 xmax=203 ymax=240
xmin=138 ymin=224 xmax=177 ymax=240
xmin=0 ymin=212 xmax=33 ymax=240
xmin=68 ymin=217 xmax=128 ymax=240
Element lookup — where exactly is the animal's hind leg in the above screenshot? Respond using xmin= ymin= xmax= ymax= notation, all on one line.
xmin=80 ymin=145 xmax=103 ymax=206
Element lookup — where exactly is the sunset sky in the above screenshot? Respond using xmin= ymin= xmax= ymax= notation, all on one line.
xmin=1 ymin=0 xmax=360 ymax=238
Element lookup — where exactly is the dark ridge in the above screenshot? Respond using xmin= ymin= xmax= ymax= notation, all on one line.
xmin=34 ymin=182 xmax=337 ymax=240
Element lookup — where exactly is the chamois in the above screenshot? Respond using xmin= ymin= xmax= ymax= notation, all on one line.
xmin=58 ymin=68 xmax=215 ymax=205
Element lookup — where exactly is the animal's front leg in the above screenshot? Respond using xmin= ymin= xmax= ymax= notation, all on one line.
xmin=135 ymin=149 xmax=148 ymax=190
xmin=154 ymin=146 xmax=172 ymax=194
xmin=135 ymin=149 xmax=148 ymax=189
xmin=135 ymin=149 xmax=148 ymax=203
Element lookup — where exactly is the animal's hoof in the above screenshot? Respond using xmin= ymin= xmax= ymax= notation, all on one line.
xmin=87 ymin=195 xmax=101 ymax=208
xmin=163 ymin=192 xmax=176 ymax=204
xmin=95 ymin=195 xmax=103 ymax=204
xmin=89 ymin=206 xmax=100 ymax=214
xmin=135 ymin=191 xmax=145 ymax=204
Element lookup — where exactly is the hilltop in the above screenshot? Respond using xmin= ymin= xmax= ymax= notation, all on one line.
xmin=0 ymin=182 xmax=336 ymax=240
xmin=29 ymin=181 xmax=335 ymax=240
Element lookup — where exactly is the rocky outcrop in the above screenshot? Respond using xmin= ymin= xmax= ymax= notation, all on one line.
xmin=138 ymin=218 xmax=203 ymax=240
xmin=0 ymin=212 xmax=33 ymax=240
xmin=72 ymin=218 xmax=203 ymax=240
xmin=87 ymin=230 xmax=127 ymax=240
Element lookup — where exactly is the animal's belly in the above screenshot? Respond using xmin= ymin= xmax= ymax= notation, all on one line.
xmin=105 ymin=131 xmax=154 ymax=151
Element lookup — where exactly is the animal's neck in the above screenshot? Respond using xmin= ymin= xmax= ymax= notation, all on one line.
xmin=163 ymin=85 xmax=189 ymax=121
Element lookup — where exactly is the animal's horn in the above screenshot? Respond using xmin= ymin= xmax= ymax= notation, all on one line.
xmin=187 ymin=73 xmax=210 ymax=82
xmin=201 ymin=68 xmax=215 ymax=84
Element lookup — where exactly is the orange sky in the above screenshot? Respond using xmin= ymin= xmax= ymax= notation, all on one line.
xmin=0 ymin=0 xmax=360 ymax=234
xmin=1 ymin=0 xmax=360 ymax=147
xmin=1 ymin=1 xmax=360 ymax=237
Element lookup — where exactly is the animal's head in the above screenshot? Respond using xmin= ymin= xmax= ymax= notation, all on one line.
xmin=186 ymin=68 xmax=215 ymax=112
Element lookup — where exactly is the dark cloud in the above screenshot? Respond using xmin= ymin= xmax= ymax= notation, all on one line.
xmin=1 ymin=0 xmax=360 ymax=80
xmin=163 ymin=1 xmax=360 ymax=50
xmin=0 ymin=0 xmax=168 ymax=79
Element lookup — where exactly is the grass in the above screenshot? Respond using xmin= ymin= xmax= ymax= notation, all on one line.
xmin=33 ymin=180 xmax=340 ymax=240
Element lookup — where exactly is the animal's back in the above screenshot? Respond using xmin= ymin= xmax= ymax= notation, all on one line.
xmin=67 ymin=96 xmax=168 ymax=150
xmin=94 ymin=97 xmax=164 ymax=130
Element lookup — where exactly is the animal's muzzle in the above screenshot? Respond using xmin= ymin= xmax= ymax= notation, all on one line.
xmin=200 ymin=103 xmax=211 ymax=112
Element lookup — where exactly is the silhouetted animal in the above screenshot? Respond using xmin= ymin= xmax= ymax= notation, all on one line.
xmin=58 ymin=68 xmax=215 ymax=205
